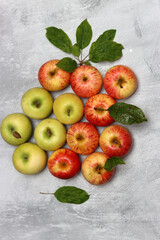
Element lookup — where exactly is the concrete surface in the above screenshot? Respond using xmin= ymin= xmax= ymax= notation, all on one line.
xmin=0 ymin=0 xmax=160 ymax=239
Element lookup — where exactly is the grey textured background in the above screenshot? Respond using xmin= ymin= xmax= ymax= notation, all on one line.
xmin=0 ymin=0 xmax=160 ymax=239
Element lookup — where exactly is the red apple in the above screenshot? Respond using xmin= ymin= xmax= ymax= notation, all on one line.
xmin=66 ymin=122 xmax=99 ymax=155
xmin=70 ymin=65 xmax=103 ymax=98
xmin=38 ymin=60 xmax=70 ymax=91
xmin=84 ymin=93 xmax=116 ymax=126
xmin=104 ymin=65 xmax=137 ymax=99
xmin=47 ymin=148 xmax=81 ymax=179
xmin=99 ymin=125 xmax=132 ymax=157
xmin=81 ymin=152 xmax=115 ymax=185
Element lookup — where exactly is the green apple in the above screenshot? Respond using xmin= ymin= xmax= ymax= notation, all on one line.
xmin=34 ymin=118 xmax=66 ymax=151
xmin=0 ymin=113 xmax=32 ymax=145
xmin=21 ymin=87 xmax=53 ymax=119
xmin=53 ymin=93 xmax=84 ymax=124
xmin=13 ymin=142 xmax=47 ymax=175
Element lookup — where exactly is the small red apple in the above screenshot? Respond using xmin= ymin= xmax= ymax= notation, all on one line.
xmin=47 ymin=148 xmax=81 ymax=179
xmin=38 ymin=60 xmax=70 ymax=91
xmin=67 ymin=122 xmax=99 ymax=155
xmin=70 ymin=65 xmax=103 ymax=98
xmin=99 ymin=125 xmax=132 ymax=157
xmin=104 ymin=65 xmax=137 ymax=99
xmin=81 ymin=152 xmax=115 ymax=185
xmin=84 ymin=93 xmax=116 ymax=126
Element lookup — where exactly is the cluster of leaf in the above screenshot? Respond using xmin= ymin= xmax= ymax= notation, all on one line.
xmin=46 ymin=19 xmax=124 ymax=72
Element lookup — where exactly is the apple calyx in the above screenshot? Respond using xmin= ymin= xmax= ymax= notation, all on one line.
xmin=76 ymin=133 xmax=84 ymax=141
xmin=46 ymin=127 xmax=53 ymax=138
xmin=111 ymin=137 xmax=121 ymax=148
xmin=11 ymin=128 xmax=21 ymax=139
xmin=95 ymin=165 xmax=102 ymax=174
xmin=117 ymin=78 xmax=126 ymax=88
xmin=49 ymin=70 xmax=56 ymax=77
xmin=33 ymin=100 xmax=41 ymax=108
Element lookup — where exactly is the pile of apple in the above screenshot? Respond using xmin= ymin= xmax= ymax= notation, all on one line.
xmin=0 ymin=60 xmax=137 ymax=185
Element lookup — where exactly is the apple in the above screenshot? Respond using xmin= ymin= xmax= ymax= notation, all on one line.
xmin=81 ymin=152 xmax=115 ymax=185
xmin=53 ymin=93 xmax=84 ymax=125
xmin=12 ymin=142 xmax=47 ymax=175
xmin=84 ymin=93 xmax=116 ymax=126
xmin=0 ymin=113 xmax=32 ymax=145
xmin=48 ymin=148 xmax=81 ymax=179
xmin=70 ymin=65 xmax=103 ymax=98
xmin=104 ymin=65 xmax=137 ymax=99
xmin=66 ymin=122 xmax=99 ymax=155
xmin=38 ymin=60 xmax=70 ymax=91
xmin=99 ymin=125 xmax=132 ymax=157
xmin=34 ymin=118 xmax=66 ymax=151
xmin=21 ymin=87 xmax=53 ymax=119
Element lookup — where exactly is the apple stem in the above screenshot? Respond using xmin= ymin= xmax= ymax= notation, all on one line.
xmin=94 ymin=107 xmax=108 ymax=111
xmin=67 ymin=109 xmax=70 ymax=116
xmin=82 ymin=53 xmax=89 ymax=62
xmin=40 ymin=192 xmax=54 ymax=195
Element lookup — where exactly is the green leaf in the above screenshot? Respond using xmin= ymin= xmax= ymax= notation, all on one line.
xmin=46 ymin=27 xmax=72 ymax=53
xmin=108 ymin=102 xmax=147 ymax=125
xmin=89 ymin=39 xmax=124 ymax=63
xmin=76 ymin=19 xmax=92 ymax=49
xmin=56 ymin=57 xmax=77 ymax=73
xmin=104 ymin=157 xmax=125 ymax=171
xmin=89 ymin=29 xmax=124 ymax=63
xmin=72 ymin=43 xmax=81 ymax=57
xmin=85 ymin=61 xmax=91 ymax=65
xmin=96 ymin=29 xmax=116 ymax=41
xmin=54 ymin=186 xmax=90 ymax=204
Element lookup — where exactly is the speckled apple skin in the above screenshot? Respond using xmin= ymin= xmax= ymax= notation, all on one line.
xmin=84 ymin=94 xmax=116 ymax=126
xmin=104 ymin=65 xmax=137 ymax=99
xmin=38 ymin=60 xmax=70 ymax=91
xmin=70 ymin=65 xmax=103 ymax=98
xmin=99 ymin=125 xmax=132 ymax=157
xmin=81 ymin=152 xmax=115 ymax=185
xmin=48 ymin=148 xmax=81 ymax=179
xmin=67 ymin=122 xmax=99 ymax=155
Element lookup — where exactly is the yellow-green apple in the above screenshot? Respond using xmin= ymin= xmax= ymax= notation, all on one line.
xmin=21 ymin=87 xmax=53 ymax=119
xmin=99 ymin=125 xmax=132 ymax=157
xmin=81 ymin=152 xmax=115 ymax=185
xmin=0 ymin=113 xmax=32 ymax=145
xmin=12 ymin=142 xmax=47 ymax=175
xmin=67 ymin=122 xmax=99 ymax=155
xmin=34 ymin=118 xmax=66 ymax=151
xmin=84 ymin=94 xmax=116 ymax=126
xmin=70 ymin=65 xmax=103 ymax=98
xmin=48 ymin=148 xmax=81 ymax=179
xmin=53 ymin=93 xmax=84 ymax=125
xmin=104 ymin=65 xmax=137 ymax=99
xmin=38 ymin=60 xmax=70 ymax=91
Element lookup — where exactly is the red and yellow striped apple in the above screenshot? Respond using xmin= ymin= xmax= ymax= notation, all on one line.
xmin=38 ymin=60 xmax=70 ymax=91
xmin=67 ymin=122 xmax=99 ymax=155
xmin=104 ymin=65 xmax=137 ymax=99
xmin=84 ymin=93 xmax=116 ymax=126
xmin=99 ymin=125 xmax=132 ymax=157
xmin=81 ymin=152 xmax=115 ymax=185
xmin=48 ymin=148 xmax=81 ymax=179
xmin=70 ymin=65 xmax=103 ymax=98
